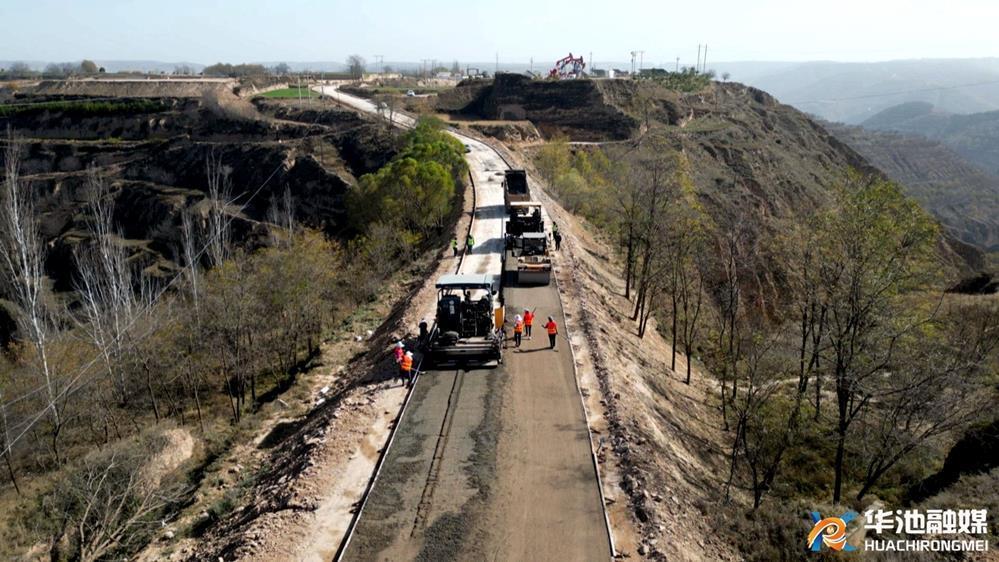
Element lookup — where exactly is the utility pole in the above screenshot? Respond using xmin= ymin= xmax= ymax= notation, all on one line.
xmin=589 ymin=51 xmax=593 ymax=74
xmin=702 ymin=44 xmax=708 ymax=73
xmin=630 ymin=51 xmax=636 ymax=75
xmin=495 ymin=52 xmax=499 ymax=76
xmin=297 ymin=74 xmax=302 ymax=105
xmin=638 ymin=50 xmax=645 ymax=73
xmin=675 ymin=56 xmax=680 ymax=72
xmin=697 ymin=44 xmax=702 ymax=73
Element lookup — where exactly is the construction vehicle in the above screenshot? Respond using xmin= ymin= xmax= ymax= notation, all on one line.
xmin=512 ymin=232 xmax=552 ymax=285
xmin=549 ymin=53 xmax=586 ymax=79
xmin=504 ymin=201 xmax=552 ymax=285
xmin=503 ymin=170 xmax=530 ymax=210
xmin=428 ymin=274 xmax=504 ymax=365
xmin=506 ymin=201 xmax=544 ymax=236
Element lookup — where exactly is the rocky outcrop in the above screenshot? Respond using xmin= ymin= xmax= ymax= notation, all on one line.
xmin=3 ymin=96 xmax=398 ymax=290
xmin=437 ymin=74 xmax=639 ymax=140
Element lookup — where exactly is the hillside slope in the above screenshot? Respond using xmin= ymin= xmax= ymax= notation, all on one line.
xmin=452 ymin=79 xmax=980 ymax=285
xmin=825 ymin=122 xmax=999 ymax=251
xmin=862 ymin=102 xmax=999 ymax=176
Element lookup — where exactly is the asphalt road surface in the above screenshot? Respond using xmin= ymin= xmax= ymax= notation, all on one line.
xmin=334 ymin=86 xmax=611 ymax=561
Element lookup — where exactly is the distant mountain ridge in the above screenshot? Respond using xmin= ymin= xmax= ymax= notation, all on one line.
xmin=824 ymin=121 xmax=999 ymax=252
xmin=715 ymin=58 xmax=999 ymax=124
xmin=862 ymin=102 xmax=999 ymax=176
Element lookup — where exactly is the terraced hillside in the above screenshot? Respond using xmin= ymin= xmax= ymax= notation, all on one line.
xmin=826 ymin=122 xmax=999 ymax=252
xmin=0 ymin=95 xmax=396 ymax=292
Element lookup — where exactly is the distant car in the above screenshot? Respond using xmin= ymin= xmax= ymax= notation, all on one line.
xmin=406 ymin=90 xmax=416 ymax=97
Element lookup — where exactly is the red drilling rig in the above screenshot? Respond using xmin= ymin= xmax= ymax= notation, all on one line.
xmin=548 ymin=53 xmax=586 ymax=79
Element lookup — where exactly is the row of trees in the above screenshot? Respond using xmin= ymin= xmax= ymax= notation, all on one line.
xmin=535 ymin=136 xmax=998 ymax=513
xmin=204 ymin=57 xmax=367 ymax=78
xmin=1 ymin=60 xmax=102 ymax=78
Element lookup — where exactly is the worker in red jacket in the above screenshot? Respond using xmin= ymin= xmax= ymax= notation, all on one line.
xmin=524 ymin=309 xmax=535 ymax=339
xmin=401 ymin=351 xmax=414 ymax=388
xmin=544 ymin=316 xmax=558 ymax=350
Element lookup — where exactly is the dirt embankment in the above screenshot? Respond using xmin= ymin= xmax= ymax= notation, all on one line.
xmin=32 ymin=79 xmax=237 ymax=99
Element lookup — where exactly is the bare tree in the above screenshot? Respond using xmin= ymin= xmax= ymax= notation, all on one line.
xmin=347 ymin=55 xmax=366 ymax=80
xmin=48 ymin=434 xmax=189 ymax=561
xmin=180 ymin=209 xmax=200 ymax=311
xmin=729 ymin=328 xmax=796 ymax=509
xmin=0 ymin=129 xmax=64 ymax=458
xmin=854 ymin=302 xmax=999 ymax=500
xmin=267 ymin=187 xmax=296 ymax=246
xmin=205 ymin=150 xmax=232 ymax=268
xmin=0 ymin=361 xmax=19 ymax=494
xmin=73 ymin=169 xmax=136 ymax=403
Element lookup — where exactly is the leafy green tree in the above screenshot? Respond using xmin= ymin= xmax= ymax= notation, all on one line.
xmin=813 ymin=172 xmax=939 ymax=503
xmin=535 ymin=136 xmax=571 ymax=184
xmin=349 ymin=157 xmax=456 ymax=236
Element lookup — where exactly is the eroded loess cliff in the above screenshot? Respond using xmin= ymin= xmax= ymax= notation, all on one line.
xmin=1 ymin=96 xmax=397 ymax=292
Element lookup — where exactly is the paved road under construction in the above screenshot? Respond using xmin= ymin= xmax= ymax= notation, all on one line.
xmin=328 ymin=87 xmax=612 ymax=561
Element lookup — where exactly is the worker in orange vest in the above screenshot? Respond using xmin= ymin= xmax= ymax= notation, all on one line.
xmin=544 ymin=316 xmax=558 ymax=350
xmin=523 ymin=309 xmax=535 ymax=339
xmin=400 ymin=351 xmax=414 ymax=387
xmin=513 ymin=314 xmax=524 ymax=348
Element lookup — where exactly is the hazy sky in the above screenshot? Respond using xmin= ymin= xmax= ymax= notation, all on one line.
xmin=2 ymin=0 xmax=997 ymax=65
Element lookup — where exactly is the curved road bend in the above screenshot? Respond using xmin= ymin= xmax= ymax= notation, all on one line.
xmin=323 ymin=85 xmax=612 ymax=561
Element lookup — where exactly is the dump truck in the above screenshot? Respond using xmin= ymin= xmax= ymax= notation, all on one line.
xmin=428 ymin=274 xmax=504 ymax=365
xmin=503 ymin=169 xmax=530 ymax=210
xmin=506 ymin=201 xmax=544 ymax=236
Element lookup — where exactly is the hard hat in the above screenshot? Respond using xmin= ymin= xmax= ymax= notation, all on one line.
xmin=515 ymin=314 xmax=522 ymax=322
xmin=396 ymin=341 xmax=404 ymax=348
xmin=405 ymin=351 xmax=413 ymax=357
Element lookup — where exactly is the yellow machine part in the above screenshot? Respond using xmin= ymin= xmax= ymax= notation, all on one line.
xmin=495 ymin=306 xmax=505 ymax=330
